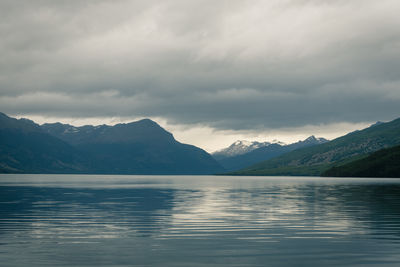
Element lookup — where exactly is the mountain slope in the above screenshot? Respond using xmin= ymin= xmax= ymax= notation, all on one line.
xmin=41 ymin=119 xmax=224 ymax=174
xmin=216 ymin=136 xmax=327 ymax=172
xmin=231 ymin=118 xmax=400 ymax=176
xmin=0 ymin=113 xmax=224 ymax=174
xmin=0 ymin=113 xmax=90 ymax=173
xmin=321 ymin=145 xmax=400 ymax=178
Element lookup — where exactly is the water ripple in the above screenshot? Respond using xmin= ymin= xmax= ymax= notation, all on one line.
xmin=1 ymin=175 xmax=400 ymax=266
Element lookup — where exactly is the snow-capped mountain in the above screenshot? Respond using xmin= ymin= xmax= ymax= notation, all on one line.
xmin=213 ymin=136 xmax=329 ymax=172
xmin=212 ymin=140 xmax=285 ymax=159
xmin=302 ymin=135 xmax=328 ymax=145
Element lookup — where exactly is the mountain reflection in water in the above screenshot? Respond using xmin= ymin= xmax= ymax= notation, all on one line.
xmin=1 ymin=175 xmax=400 ymax=266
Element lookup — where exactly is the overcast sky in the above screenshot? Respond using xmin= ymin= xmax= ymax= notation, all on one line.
xmin=1 ymin=0 xmax=400 ymax=151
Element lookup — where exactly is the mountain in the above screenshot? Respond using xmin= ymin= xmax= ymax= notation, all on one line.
xmin=0 ymin=112 xmax=90 ymax=173
xmin=215 ymin=136 xmax=328 ymax=172
xmin=0 ymin=113 xmax=224 ymax=174
xmin=41 ymin=119 xmax=224 ymax=174
xmin=231 ymin=118 xmax=400 ymax=176
xmin=41 ymin=119 xmax=175 ymax=146
xmin=212 ymin=140 xmax=276 ymax=160
xmin=321 ymin=145 xmax=400 ymax=178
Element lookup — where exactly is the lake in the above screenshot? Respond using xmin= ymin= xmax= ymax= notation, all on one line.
xmin=1 ymin=175 xmax=400 ymax=266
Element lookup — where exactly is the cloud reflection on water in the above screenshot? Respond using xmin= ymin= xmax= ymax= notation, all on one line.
xmin=1 ymin=175 xmax=400 ymax=266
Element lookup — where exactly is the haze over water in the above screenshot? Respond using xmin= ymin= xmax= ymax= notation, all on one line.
xmin=1 ymin=175 xmax=400 ymax=266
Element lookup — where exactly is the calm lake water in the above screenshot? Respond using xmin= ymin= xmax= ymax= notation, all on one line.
xmin=1 ymin=175 xmax=400 ymax=266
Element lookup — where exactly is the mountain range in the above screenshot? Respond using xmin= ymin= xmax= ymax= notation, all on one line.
xmin=213 ymin=136 xmax=328 ymax=172
xmin=1 ymin=111 xmax=399 ymax=177
xmin=0 ymin=112 xmax=223 ymax=174
xmin=231 ymin=117 xmax=400 ymax=176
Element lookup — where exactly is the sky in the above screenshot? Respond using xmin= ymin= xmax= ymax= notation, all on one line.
xmin=1 ymin=0 xmax=400 ymax=152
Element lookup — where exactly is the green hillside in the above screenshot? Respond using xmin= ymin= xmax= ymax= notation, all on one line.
xmin=322 ymin=145 xmax=400 ymax=178
xmin=231 ymin=118 xmax=400 ymax=176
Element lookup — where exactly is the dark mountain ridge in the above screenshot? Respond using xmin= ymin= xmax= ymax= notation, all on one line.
xmin=0 ymin=113 xmax=223 ymax=174
xmin=0 ymin=112 xmax=41 ymax=132
xmin=41 ymin=119 xmax=175 ymax=145
xmin=0 ymin=113 xmax=90 ymax=173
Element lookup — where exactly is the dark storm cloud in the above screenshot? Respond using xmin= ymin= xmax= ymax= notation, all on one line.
xmin=1 ymin=0 xmax=400 ymax=130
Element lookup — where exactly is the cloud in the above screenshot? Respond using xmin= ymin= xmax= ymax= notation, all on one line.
xmin=1 ymin=0 xmax=400 ymax=131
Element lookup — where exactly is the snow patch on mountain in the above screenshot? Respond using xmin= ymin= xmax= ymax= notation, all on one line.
xmin=303 ymin=135 xmax=328 ymax=144
xmin=212 ymin=140 xmax=285 ymax=159
xmin=213 ymin=136 xmax=328 ymax=160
